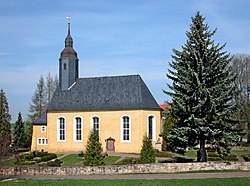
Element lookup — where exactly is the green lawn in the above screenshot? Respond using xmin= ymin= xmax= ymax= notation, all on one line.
xmin=60 ymin=155 xmax=121 ymax=166
xmin=231 ymin=150 xmax=250 ymax=156
xmin=1 ymin=178 xmax=250 ymax=186
xmin=61 ymin=154 xmax=83 ymax=166
xmin=104 ymin=156 xmax=121 ymax=165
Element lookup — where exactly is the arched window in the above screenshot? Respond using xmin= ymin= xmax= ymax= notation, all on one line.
xmin=148 ymin=115 xmax=156 ymax=141
xmin=92 ymin=116 xmax=100 ymax=134
xmin=121 ymin=116 xmax=131 ymax=142
xmin=58 ymin=117 xmax=66 ymax=141
xmin=63 ymin=63 xmax=67 ymax=70
xmin=74 ymin=117 xmax=82 ymax=141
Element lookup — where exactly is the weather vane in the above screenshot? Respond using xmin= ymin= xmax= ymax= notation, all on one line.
xmin=66 ymin=15 xmax=71 ymax=24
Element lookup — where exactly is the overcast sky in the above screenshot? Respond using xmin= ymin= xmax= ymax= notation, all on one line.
xmin=0 ymin=0 xmax=250 ymax=122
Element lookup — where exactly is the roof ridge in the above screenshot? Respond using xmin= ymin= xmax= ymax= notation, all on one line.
xmin=77 ymin=74 xmax=140 ymax=80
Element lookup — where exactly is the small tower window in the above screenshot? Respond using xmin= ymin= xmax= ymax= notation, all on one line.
xmin=63 ymin=63 xmax=67 ymax=70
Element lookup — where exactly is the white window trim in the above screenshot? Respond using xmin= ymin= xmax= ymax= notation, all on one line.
xmin=147 ymin=115 xmax=156 ymax=141
xmin=73 ymin=116 xmax=83 ymax=142
xmin=57 ymin=116 xmax=66 ymax=142
xmin=41 ymin=126 xmax=46 ymax=133
xmin=90 ymin=115 xmax=100 ymax=135
xmin=37 ymin=138 xmax=48 ymax=145
xmin=120 ymin=115 xmax=131 ymax=143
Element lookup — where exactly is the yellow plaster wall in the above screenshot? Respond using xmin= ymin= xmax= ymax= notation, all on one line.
xmin=31 ymin=110 xmax=161 ymax=153
xmin=31 ymin=125 xmax=49 ymax=152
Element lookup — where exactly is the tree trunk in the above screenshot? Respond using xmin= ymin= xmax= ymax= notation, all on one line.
xmin=197 ymin=139 xmax=207 ymax=162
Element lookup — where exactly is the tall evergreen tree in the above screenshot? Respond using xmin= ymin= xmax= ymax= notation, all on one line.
xmin=28 ymin=76 xmax=46 ymax=122
xmin=165 ymin=12 xmax=239 ymax=161
xmin=0 ymin=89 xmax=11 ymax=160
xmin=45 ymin=73 xmax=58 ymax=105
xmin=139 ymin=134 xmax=155 ymax=164
xmin=26 ymin=74 xmax=58 ymax=148
xmin=84 ymin=129 xmax=104 ymax=166
xmin=13 ymin=112 xmax=26 ymax=148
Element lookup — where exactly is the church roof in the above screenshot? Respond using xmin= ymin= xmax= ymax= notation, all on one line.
xmin=47 ymin=75 xmax=160 ymax=112
xmin=33 ymin=112 xmax=47 ymax=125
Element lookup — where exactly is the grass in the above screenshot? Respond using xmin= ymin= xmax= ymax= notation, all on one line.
xmin=231 ymin=150 xmax=250 ymax=156
xmin=61 ymin=154 xmax=83 ymax=166
xmin=1 ymin=178 xmax=250 ymax=186
xmin=104 ymin=156 xmax=121 ymax=165
xmin=0 ymin=158 xmax=16 ymax=167
xmin=61 ymin=155 xmax=121 ymax=166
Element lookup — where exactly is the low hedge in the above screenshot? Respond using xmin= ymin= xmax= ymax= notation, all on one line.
xmin=154 ymin=151 xmax=173 ymax=158
xmin=41 ymin=153 xmax=57 ymax=162
xmin=223 ymin=155 xmax=238 ymax=161
xmin=207 ymin=157 xmax=222 ymax=161
xmin=207 ymin=151 xmax=219 ymax=157
xmin=36 ymin=151 xmax=48 ymax=157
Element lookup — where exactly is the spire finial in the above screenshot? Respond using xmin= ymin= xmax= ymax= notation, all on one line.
xmin=66 ymin=15 xmax=71 ymax=35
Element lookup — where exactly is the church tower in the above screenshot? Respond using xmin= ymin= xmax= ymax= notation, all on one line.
xmin=59 ymin=17 xmax=79 ymax=90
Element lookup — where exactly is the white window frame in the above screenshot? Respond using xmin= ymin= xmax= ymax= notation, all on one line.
xmin=74 ymin=116 xmax=83 ymax=142
xmin=120 ymin=115 xmax=131 ymax=143
xmin=41 ymin=126 xmax=46 ymax=133
xmin=57 ymin=117 xmax=66 ymax=142
xmin=147 ymin=115 xmax=156 ymax=141
xmin=90 ymin=116 xmax=100 ymax=135
xmin=37 ymin=138 xmax=48 ymax=145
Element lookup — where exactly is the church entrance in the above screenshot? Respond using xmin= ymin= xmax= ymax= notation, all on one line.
xmin=105 ymin=137 xmax=115 ymax=152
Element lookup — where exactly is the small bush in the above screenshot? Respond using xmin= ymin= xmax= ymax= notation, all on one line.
xmin=223 ymin=155 xmax=238 ymax=161
xmin=36 ymin=151 xmax=48 ymax=157
xmin=207 ymin=157 xmax=222 ymax=161
xmin=24 ymin=153 xmax=34 ymax=160
xmin=206 ymin=147 xmax=216 ymax=152
xmin=41 ymin=153 xmax=57 ymax=162
xmin=33 ymin=157 xmax=42 ymax=163
xmin=207 ymin=151 xmax=219 ymax=157
xmin=154 ymin=151 xmax=173 ymax=158
xmin=19 ymin=161 xmax=36 ymax=165
xmin=78 ymin=151 xmax=84 ymax=157
xmin=46 ymin=159 xmax=63 ymax=167
xmin=242 ymin=155 xmax=250 ymax=162
xmin=116 ymin=158 xmax=138 ymax=165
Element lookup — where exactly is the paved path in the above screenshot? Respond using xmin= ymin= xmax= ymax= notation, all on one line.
xmin=1 ymin=172 xmax=250 ymax=181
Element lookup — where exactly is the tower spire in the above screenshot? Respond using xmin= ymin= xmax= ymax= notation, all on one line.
xmin=59 ymin=15 xmax=79 ymax=90
xmin=66 ymin=15 xmax=71 ymax=35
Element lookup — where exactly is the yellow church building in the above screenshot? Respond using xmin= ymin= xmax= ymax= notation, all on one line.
xmin=31 ymin=21 xmax=162 ymax=153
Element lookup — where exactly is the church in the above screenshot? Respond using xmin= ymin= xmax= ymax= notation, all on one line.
xmin=31 ymin=20 xmax=162 ymax=153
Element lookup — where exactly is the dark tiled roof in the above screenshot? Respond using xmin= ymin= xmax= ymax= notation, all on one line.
xmin=33 ymin=112 xmax=47 ymax=125
xmin=47 ymin=75 xmax=160 ymax=112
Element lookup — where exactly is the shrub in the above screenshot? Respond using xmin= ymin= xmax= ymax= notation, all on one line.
xmin=207 ymin=151 xmax=219 ymax=157
xmin=139 ymin=135 xmax=155 ymax=164
xmin=84 ymin=129 xmax=104 ymax=166
xmin=116 ymin=158 xmax=138 ymax=165
xmin=46 ymin=159 xmax=63 ymax=167
xmin=41 ymin=153 xmax=57 ymax=162
xmin=36 ymin=151 xmax=48 ymax=157
xmin=24 ymin=153 xmax=34 ymax=160
xmin=33 ymin=157 xmax=42 ymax=163
xmin=78 ymin=151 xmax=84 ymax=157
xmin=19 ymin=161 xmax=36 ymax=165
xmin=154 ymin=151 xmax=173 ymax=158
xmin=242 ymin=155 xmax=250 ymax=162
xmin=223 ymin=155 xmax=238 ymax=161
xmin=207 ymin=157 xmax=222 ymax=161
